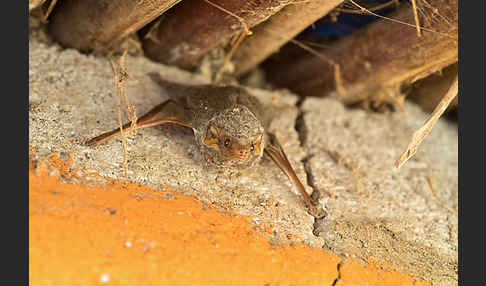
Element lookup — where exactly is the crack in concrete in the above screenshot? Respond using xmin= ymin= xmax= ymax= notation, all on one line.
xmin=294 ymin=97 xmax=315 ymax=197
xmin=331 ymin=262 xmax=342 ymax=286
xmin=294 ymin=98 xmax=327 ymax=235
xmin=294 ymin=99 xmax=318 ymax=198
xmin=295 ymin=110 xmax=308 ymax=147
xmin=301 ymin=153 xmax=328 ymax=236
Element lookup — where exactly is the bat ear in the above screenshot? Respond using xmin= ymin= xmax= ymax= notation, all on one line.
xmin=252 ymin=132 xmax=264 ymax=155
xmin=203 ymin=124 xmax=220 ymax=147
xmin=256 ymin=132 xmax=263 ymax=143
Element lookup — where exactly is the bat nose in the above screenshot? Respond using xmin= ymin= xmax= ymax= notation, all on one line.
xmin=238 ymin=150 xmax=249 ymax=160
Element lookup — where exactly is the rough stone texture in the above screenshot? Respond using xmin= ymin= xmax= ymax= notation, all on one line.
xmin=303 ymin=98 xmax=458 ymax=286
xmin=29 ymin=29 xmax=457 ymax=285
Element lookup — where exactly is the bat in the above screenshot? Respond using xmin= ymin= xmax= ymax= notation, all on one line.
xmin=86 ymin=74 xmax=321 ymax=217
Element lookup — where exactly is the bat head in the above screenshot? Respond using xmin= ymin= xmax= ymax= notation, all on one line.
xmin=201 ymin=106 xmax=264 ymax=169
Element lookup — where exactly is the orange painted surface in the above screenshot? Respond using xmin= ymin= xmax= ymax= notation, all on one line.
xmin=29 ymin=154 xmax=431 ymax=286
xmin=335 ymin=259 xmax=431 ymax=286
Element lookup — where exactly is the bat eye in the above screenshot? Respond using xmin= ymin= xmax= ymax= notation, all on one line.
xmin=250 ymin=143 xmax=255 ymax=152
xmin=224 ymin=138 xmax=231 ymax=147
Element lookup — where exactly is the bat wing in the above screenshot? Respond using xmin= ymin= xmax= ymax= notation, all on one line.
xmin=86 ymin=100 xmax=192 ymax=146
xmin=264 ymin=132 xmax=324 ymax=218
